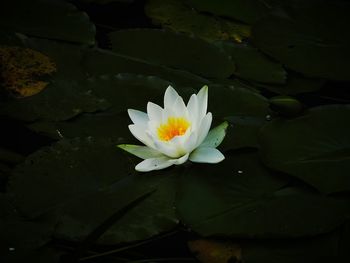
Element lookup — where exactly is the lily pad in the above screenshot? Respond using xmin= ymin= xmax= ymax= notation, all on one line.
xmin=7 ymin=138 xmax=180 ymax=245
xmin=259 ymin=105 xmax=350 ymax=193
xmin=208 ymin=84 xmax=270 ymax=150
xmin=254 ymin=73 xmax=325 ymax=95
xmin=7 ymin=137 xmax=131 ymax=218
xmin=145 ymin=0 xmax=251 ymax=43
xmin=252 ymin=2 xmax=350 ymax=81
xmin=0 ymin=195 xmax=55 ymax=261
xmin=109 ymin=29 xmax=235 ymax=79
xmin=0 ymin=38 xmax=109 ymax=122
xmin=28 ymin=112 xmax=133 ymax=142
xmin=28 ymin=74 xmax=196 ymax=140
xmin=177 ymin=152 xmax=350 ymax=238
xmin=55 ymin=171 xmax=179 ymax=244
xmin=214 ymin=41 xmax=286 ymax=84
xmin=0 ymin=0 xmax=96 ymax=45
xmin=0 ymin=79 xmax=110 ymax=122
xmin=0 ymin=46 xmax=56 ymax=98
xmin=187 ymin=0 xmax=271 ymax=24
xmin=189 ymin=235 xmax=342 ymax=263
xmin=83 ymin=48 xmax=209 ymax=87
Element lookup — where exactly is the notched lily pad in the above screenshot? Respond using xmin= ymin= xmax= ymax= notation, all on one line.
xmin=0 ymin=79 xmax=110 ymax=122
xmin=252 ymin=2 xmax=350 ymax=81
xmin=7 ymin=137 xmax=180 ymax=245
xmin=55 ymin=172 xmax=179 ymax=244
xmin=83 ymin=48 xmax=209 ymax=87
xmin=208 ymin=84 xmax=270 ymax=150
xmin=177 ymin=152 xmax=350 ymax=238
xmin=214 ymin=41 xmax=286 ymax=84
xmin=29 ymin=73 xmax=195 ymax=141
xmin=7 ymin=137 xmax=131 ymax=218
xmin=259 ymin=105 xmax=350 ymax=194
xmin=188 ymin=0 xmax=271 ymax=24
xmin=0 ymin=0 xmax=96 ymax=45
xmin=109 ymin=29 xmax=235 ymax=79
xmin=145 ymin=0 xmax=251 ymax=43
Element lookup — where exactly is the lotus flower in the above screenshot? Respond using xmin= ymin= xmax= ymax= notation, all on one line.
xmin=118 ymin=85 xmax=227 ymax=172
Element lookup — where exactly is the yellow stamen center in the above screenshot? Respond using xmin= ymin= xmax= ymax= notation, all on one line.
xmin=157 ymin=117 xmax=190 ymax=141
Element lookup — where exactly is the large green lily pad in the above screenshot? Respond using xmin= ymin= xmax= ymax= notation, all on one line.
xmin=254 ymin=73 xmax=325 ymax=95
xmin=208 ymin=84 xmax=270 ymax=150
xmin=109 ymin=29 xmax=235 ymax=79
xmin=215 ymin=41 xmax=286 ymax=84
xmin=177 ymin=152 xmax=350 ymax=238
xmin=0 ymin=0 xmax=95 ymax=45
xmin=252 ymin=2 xmax=350 ymax=81
xmin=259 ymin=105 xmax=350 ymax=194
xmin=145 ymin=0 xmax=251 ymax=43
xmin=83 ymin=48 xmax=209 ymax=87
xmin=55 ymin=171 xmax=179 ymax=244
xmin=7 ymin=138 xmax=180 ymax=245
xmin=28 ymin=73 xmax=194 ymax=140
xmin=0 ymin=38 xmax=110 ymax=122
xmin=0 ymin=79 xmax=109 ymax=122
xmin=187 ymin=0 xmax=271 ymax=24
xmin=7 ymin=138 xmax=131 ymax=218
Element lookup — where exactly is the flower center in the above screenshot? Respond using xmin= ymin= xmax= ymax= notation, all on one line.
xmin=157 ymin=117 xmax=190 ymax=141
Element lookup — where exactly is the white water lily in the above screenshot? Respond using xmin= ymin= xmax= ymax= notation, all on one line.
xmin=118 ymin=85 xmax=228 ymax=172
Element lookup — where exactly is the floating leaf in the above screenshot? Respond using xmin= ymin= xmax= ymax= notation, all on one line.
xmin=189 ymin=239 xmax=242 ymax=263
xmin=0 ymin=79 xmax=110 ymax=122
xmin=208 ymin=84 xmax=270 ymax=150
xmin=269 ymin=95 xmax=303 ymax=117
xmin=0 ymin=46 xmax=56 ymax=98
xmin=0 ymin=0 xmax=96 ymax=45
xmin=7 ymin=138 xmax=179 ymax=244
xmin=188 ymin=0 xmax=271 ymax=24
xmin=252 ymin=2 xmax=350 ymax=81
xmin=259 ymin=105 xmax=350 ymax=193
xmin=109 ymin=29 xmax=235 ymax=79
xmin=177 ymin=152 xmax=350 ymax=237
xmin=28 ymin=74 xmax=191 ymax=141
xmin=254 ymin=73 xmax=325 ymax=95
xmin=28 ymin=112 xmax=132 ymax=142
xmin=55 ymin=172 xmax=179 ymax=244
xmin=0 ymin=194 xmax=55 ymax=261
xmin=215 ymin=41 xmax=286 ymax=84
xmin=0 ymin=39 xmax=109 ymax=122
xmin=83 ymin=48 xmax=209 ymax=87
xmin=7 ymin=138 xmax=131 ymax=218
xmin=145 ymin=0 xmax=250 ymax=43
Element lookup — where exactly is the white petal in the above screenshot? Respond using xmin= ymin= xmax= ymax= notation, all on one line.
xmin=135 ymin=156 xmax=174 ymax=172
xmin=173 ymin=153 xmax=189 ymax=165
xmin=184 ymin=132 xmax=198 ymax=153
xmin=200 ymin=121 xmax=228 ymax=148
xmin=196 ymin=112 xmax=212 ymax=146
xmin=153 ymin=139 xmax=181 ymax=158
xmin=164 ymin=85 xmax=179 ymax=109
xmin=129 ymin=124 xmax=154 ymax=148
xmin=187 ymin=94 xmax=198 ymax=125
xmin=128 ymin=109 xmax=149 ymax=127
xmin=197 ymin=85 xmax=208 ymax=120
xmin=117 ymin=144 xmax=163 ymax=159
xmin=173 ymin=96 xmax=187 ymax=117
xmin=147 ymin=102 xmax=163 ymax=122
xmin=189 ymin=147 xmax=225 ymax=163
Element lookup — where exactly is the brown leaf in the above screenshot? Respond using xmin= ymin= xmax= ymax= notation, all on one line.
xmin=0 ymin=46 xmax=56 ymax=98
xmin=188 ymin=239 xmax=242 ymax=263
